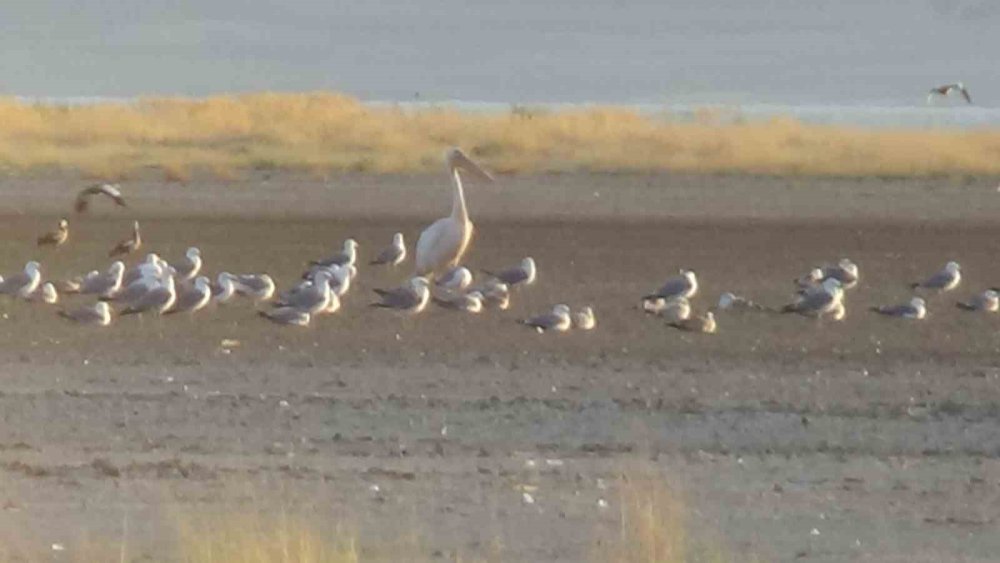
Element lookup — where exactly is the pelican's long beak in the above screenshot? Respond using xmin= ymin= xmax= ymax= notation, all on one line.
xmin=452 ymin=150 xmax=494 ymax=183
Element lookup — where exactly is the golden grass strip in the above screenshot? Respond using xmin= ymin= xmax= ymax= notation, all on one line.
xmin=0 ymin=93 xmax=999 ymax=177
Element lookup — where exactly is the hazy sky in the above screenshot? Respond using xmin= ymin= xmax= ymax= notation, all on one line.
xmin=2 ymin=0 xmax=996 ymax=104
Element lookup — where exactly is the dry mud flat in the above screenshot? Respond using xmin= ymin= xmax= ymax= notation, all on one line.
xmin=0 ymin=172 xmax=999 ymax=561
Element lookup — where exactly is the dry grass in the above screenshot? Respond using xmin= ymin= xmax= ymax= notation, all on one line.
xmin=0 ymin=93 xmax=998 ymax=178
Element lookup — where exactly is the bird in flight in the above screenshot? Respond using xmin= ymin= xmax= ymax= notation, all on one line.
xmin=75 ymin=183 xmax=127 ymax=213
xmin=927 ymin=83 xmax=972 ymax=104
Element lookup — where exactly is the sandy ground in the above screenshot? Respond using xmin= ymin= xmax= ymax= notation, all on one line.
xmin=1 ymin=171 xmax=1000 ymax=561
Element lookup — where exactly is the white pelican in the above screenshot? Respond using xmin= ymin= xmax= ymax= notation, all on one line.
xmin=668 ymin=311 xmax=717 ymax=334
xmin=927 ymin=83 xmax=971 ymax=104
xmin=260 ymin=306 xmax=311 ymax=326
xmin=174 ymin=247 xmax=202 ymax=281
xmin=75 ymin=183 xmax=126 ymax=213
xmin=370 ymin=233 xmax=406 ymax=266
xmin=59 ymin=302 xmax=112 ymax=326
xmin=645 ymin=269 xmax=698 ymax=300
xmin=371 ymin=277 xmax=431 ymax=313
xmin=109 ymin=221 xmax=141 ymax=258
xmin=415 ymin=147 xmax=494 ymax=276
xmin=520 ymin=304 xmax=572 ymax=333
xmin=484 ymin=257 xmax=536 ymax=288
xmin=37 ymin=218 xmax=69 ymax=247
xmin=0 ymin=261 xmax=41 ymax=298
xmin=957 ymin=290 xmax=999 ymax=312
xmin=872 ymin=297 xmax=926 ymax=319
xmin=573 ymin=306 xmax=596 ymax=330
xmin=912 ymin=261 xmax=961 ymax=292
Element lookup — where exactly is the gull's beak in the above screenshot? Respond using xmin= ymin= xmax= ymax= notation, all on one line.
xmin=453 ymin=150 xmax=495 ymax=183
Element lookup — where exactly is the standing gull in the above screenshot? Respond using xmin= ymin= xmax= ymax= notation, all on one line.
xmin=668 ymin=311 xmax=717 ymax=334
xmin=312 ymin=239 xmax=359 ymax=268
xmin=121 ymin=276 xmax=176 ymax=315
xmin=274 ymin=271 xmax=333 ymax=315
xmin=415 ymin=147 xmax=494 ymax=276
xmin=912 ymin=261 xmax=961 ymax=292
xmin=370 ymin=233 xmax=406 ymax=266
xmin=0 ymin=261 xmax=41 ymax=298
xmin=75 ymin=183 xmax=126 ymax=213
xmin=483 ymin=257 xmax=536 ymax=289
xmin=519 ymin=304 xmax=572 ymax=333
xmin=37 ymin=219 xmax=69 ymax=247
xmin=109 ymin=221 xmax=142 ymax=258
xmin=123 ymin=253 xmax=163 ymax=286
xmin=645 ymin=269 xmax=698 ymax=300
xmin=871 ymin=297 xmax=927 ymax=320
xmin=957 ymin=290 xmax=999 ymax=312
xmin=59 ymin=302 xmax=112 ymax=326
xmin=371 ymin=277 xmax=431 ymax=313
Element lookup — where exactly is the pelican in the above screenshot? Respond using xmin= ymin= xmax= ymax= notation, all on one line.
xmin=872 ymin=297 xmax=927 ymax=319
xmin=927 ymin=83 xmax=971 ymax=104
xmin=519 ymin=304 xmax=572 ymax=333
xmin=174 ymin=247 xmax=202 ymax=281
xmin=957 ymin=290 xmax=999 ymax=312
xmin=371 ymin=276 xmax=431 ymax=313
xmin=483 ymin=257 xmax=536 ymax=288
xmin=109 ymin=221 xmax=141 ymax=258
xmin=645 ymin=269 xmax=698 ymax=301
xmin=370 ymin=233 xmax=406 ymax=266
xmin=260 ymin=307 xmax=311 ymax=326
xmin=668 ymin=311 xmax=717 ymax=334
xmin=414 ymin=147 xmax=494 ymax=276
xmin=0 ymin=261 xmax=41 ymax=298
xmin=59 ymin=302 xmax=112 ymax=326
xmin=75 ymin=183 xmax=126 ymax=213
xmin=912 ymin=261 xmax=961 ymax=292
xmin=436 ymin=266 xmax=473 ymax=290
xmin=573 ymin=306 xmax=596 ymax=330
xmin=37 ymin=218 xmax=69 ymax=247
xmin=165 ymin=276 xmax=211 ymax=315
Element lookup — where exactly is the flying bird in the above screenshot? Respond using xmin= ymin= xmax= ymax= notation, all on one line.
xmin=108 ymin=221 xmax=142 ymax=258
xmin=370 ymin=233 xmax=406 ymax=266
xmin=927 ymin=82 xmax=971 ymax=104
xmin=414 ymin=147 xmax=494 ymax=276
xmin=37 ymin=218 xmax=69 ymax=247
xmin=75 ymin=183 xmax=127 ymax=213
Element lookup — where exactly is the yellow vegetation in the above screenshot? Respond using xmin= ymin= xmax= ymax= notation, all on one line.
xmin=0 ymin=93 xmax=997 ymax=177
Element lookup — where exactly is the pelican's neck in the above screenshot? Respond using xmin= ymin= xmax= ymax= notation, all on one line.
xmin=450 ymin=167 xmax=469 ymax=224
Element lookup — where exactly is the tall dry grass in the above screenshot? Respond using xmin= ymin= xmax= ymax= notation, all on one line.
xmin=0 ymin=93 xmax=998 ymax=178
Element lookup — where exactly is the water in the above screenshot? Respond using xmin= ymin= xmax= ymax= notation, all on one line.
xmin=4 ymin=0 xmax=999 ymax=127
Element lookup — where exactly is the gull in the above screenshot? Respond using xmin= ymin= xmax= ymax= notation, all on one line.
xmin=318 ymin=291 xmax=342 ymax=315
xmin=927 ymin=82 xmax=971 ymax=104
xmin=573 ymin=306 xmax=596 ymax=330
xmin=475 ymin=280 xmax=510 ymax=310
xmin=643 ymin=295 xmax=691 ymax=322
xmin=782 ymin=278 xmax=844 ymax=318
xmin=121 ymin=276 xmax=176 ymax=315
xmin=109 ymin=221 xmax=141 ymax=258
xmin=370 ymin=232 xmax=406 ymax=266
xmin=260 ymin=307 xmax=311 ymax=326
xmin=312 ymin=239 xmax=359 ymax=268
xmin=433 ymin=289 xmax=484 ymax=313
xmin=820 ymin=259 xmax=860 ymax=290
xmin=210 ymin=272 xmax=238 ymax=304
xmin=483 ymin=257 xmax=536 ymax=289
xmin=76 ymin=261 xmax=125 ymax=298
xmin=716 ymin=292 xmax=767 ymax=312
xmin=794 ymin=268 xmax=824 ymax=290
xmin=234 ymin=274 xmax=275 ymax=301
xmin=59 ymin=302 xmax=112 ymax=326
xmin=165 ymin=276 xmax=211 ymax=315
xmin=912 ymin=261 xmax=961 ymax=292
xmin=415 ymin=147 xmax=494 ymax=276
xmin=668 ymin=311 xmax=717 ymax=334
xmin=302 ymin=264 xmax=354 ymax=297
xmin=519 ymin=304 xmax=572 ymax=333
xmin=26 ymin=282 xmax=58 ymax=304
xmin=871 ymin=297 xmax=927 ymax=319
xmin=0 ymin=261 xmax=41 ymax=298
xmin=173 ymin=247 xmax=202 ymax=281
xmin=645 ymin=269 xmax=698 ymax=300
xmin=436 ymin=266 xmax=473 ymax=290
xmin=103 ymin=275 xmax=158 ymax=303
xmin=37 ymin=218 xmax=69 ymax=247
xmin=274 ymin=271 xmax=332 ymax=315
xmin=123 ymin=253 xmax=164 ymax=286
xmin=371 ymin=276 xmax=431 ymax=313
xmin=75 ymin=183 xmax=126 ymax=213
xmin=957 ymin=290 xmax=999 ymax=312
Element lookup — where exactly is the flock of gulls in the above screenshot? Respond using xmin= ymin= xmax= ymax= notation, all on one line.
xmin=7 ymin=146 xmax=993 ymax=334
xmin=10 ymin=149 xmax=596 ymax=332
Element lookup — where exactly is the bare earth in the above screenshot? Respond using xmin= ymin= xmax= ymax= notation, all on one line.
xmin=1 ymin=171 xmax=1000 ymax=561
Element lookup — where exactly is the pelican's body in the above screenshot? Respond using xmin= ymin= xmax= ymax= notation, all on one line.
xmin=415 ymin=148 xmax=493 ymax=276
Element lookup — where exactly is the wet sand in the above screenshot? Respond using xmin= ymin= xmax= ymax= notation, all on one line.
xmin=0 ymin=171 xmax=999 ymax=561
